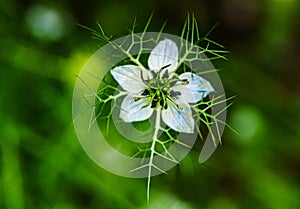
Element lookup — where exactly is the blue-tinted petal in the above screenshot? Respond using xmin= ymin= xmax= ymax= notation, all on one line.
xmin=120 ymin=94 xmax=154 ymax=122
xmin=148 ymin=39 xmax=178 ymax=76
xmin=161 ymin=99 xmax=194 ymax=133
xmin=111 ymin=65 xmax=146 ymax=93
xmin=171 ymin=72 xmax=214 ymax=103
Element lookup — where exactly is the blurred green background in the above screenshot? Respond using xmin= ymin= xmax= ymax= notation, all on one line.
xmin=1 ymin=0 xmax=300 ymax=208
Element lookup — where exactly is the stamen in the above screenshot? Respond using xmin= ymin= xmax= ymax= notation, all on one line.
xmin=159 ymin=99 xmax=164 ymax=107
xmin=151 ymin=100 xmax=158 ymax=108
xmin=161 ymin=64 xmax=171 ymax=70
xmin=177 ymin=104 xmax=183 ymax=110
xmin=134 ymin=97 xmax=140 ymax=102
xmin=166 ymin=96 xmax=183 ymax=111
xmin=170 ymin=90 xmax=181 ymax=97
xmin=162 ymin=87 xmax=169 ymax=92
xmin=149 ymin=79 xmax=157 ymax=87
xmin=151 ymin=71 xmax=157 ymax=78
xmin=162 ymin=69 xmax=169 ymax=79
xmin=141 ymin=89 xmax=150 ymax=96
xmin=182 ymin=79 xmax=189 ymax=85
xmin=169 ymin=80 xmax=177 ymax=87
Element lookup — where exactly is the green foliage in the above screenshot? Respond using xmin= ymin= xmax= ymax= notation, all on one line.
xmin=1 ymin=0 xmax=300 ymax=209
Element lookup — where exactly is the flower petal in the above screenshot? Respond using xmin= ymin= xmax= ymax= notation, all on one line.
xmin=141 ymin=68 xmax=153 ymax=80
xmin=120 ymin=94 xmax=154 ymax=122
xmin=161 ymin=99 xmax=194 ymax=133
xmin=171 ymin=72 xmax=214 ymax=103
xmin=111 ymin=65 xmax=146 ymax=93
xmin=148 ymin=39 xmax=178 ymax=75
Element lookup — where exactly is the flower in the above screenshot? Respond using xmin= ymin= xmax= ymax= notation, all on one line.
xmin=111 ymin=39 xmax=214 ymax=133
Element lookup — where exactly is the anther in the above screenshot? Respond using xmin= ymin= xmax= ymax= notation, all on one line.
xmin=170 ymin=90 xmax=181 ymax=97
xmin=169 ymin=80 xmax=177 ymax=87
xmin=164 ymin=102 xmax=168 ymax=109
xmin=162 ymin=69 xmax=169 ymax=79
xmin=134 ymin=97 xmax=140 ymax=102
xmin=161 ymin=64 xmax=171 ymax=70
xmin=162 ymin=87 xmax=169 ymax=92
xmin=159 ymin=99 xmax=164 ymax=106
xmin=141 ymin=89 xmax=150 ymax=96
xmin=151 ymin=100 xmax=158 ymax=108
xmin=182 ymin=79 xmax=189 ymax=85
xmin=149 ymin=80 xmax=155 ymax=86
xmin=177 ymin=104 xmax=183 ymax=110
xmin=152 ymin=71 xmax=157 ymax=78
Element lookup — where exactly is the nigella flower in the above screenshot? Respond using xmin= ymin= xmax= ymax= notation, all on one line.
xmin=111 ymin=39 xmax=214 ymax=133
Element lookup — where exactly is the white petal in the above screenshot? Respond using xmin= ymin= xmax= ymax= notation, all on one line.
xmin=120 ymin=94 xmax=154 ymax=122
xmin=111 ymin=65 xmax=146 ymax=93
xmin=161 ymin=99 xmax=194 ymax=133
xmin=141 ymin=68 xmax=153 ymax=80
xmin=148 ymin=39 xmax=178 ymax=75
xmin=171 ymin=72 xmax=214 ymax=103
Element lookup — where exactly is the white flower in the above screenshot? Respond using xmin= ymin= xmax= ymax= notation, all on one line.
xmin=111 ymin=39 xmax=214 ymax=133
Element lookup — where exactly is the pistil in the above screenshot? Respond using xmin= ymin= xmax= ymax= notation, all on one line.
xmin=134 ymin=70 xmax=189 ymax=111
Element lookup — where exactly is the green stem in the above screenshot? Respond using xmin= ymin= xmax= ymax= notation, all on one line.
xmin=147 ymin=107 xmax=161 ymax=202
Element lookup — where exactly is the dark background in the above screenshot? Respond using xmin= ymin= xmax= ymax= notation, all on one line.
xmin=1 ymin=0 xmax=300 ymax=208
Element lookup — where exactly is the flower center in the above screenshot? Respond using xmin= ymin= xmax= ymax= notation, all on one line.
xmin=135 ymin=69 xmax=189 ymax=110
